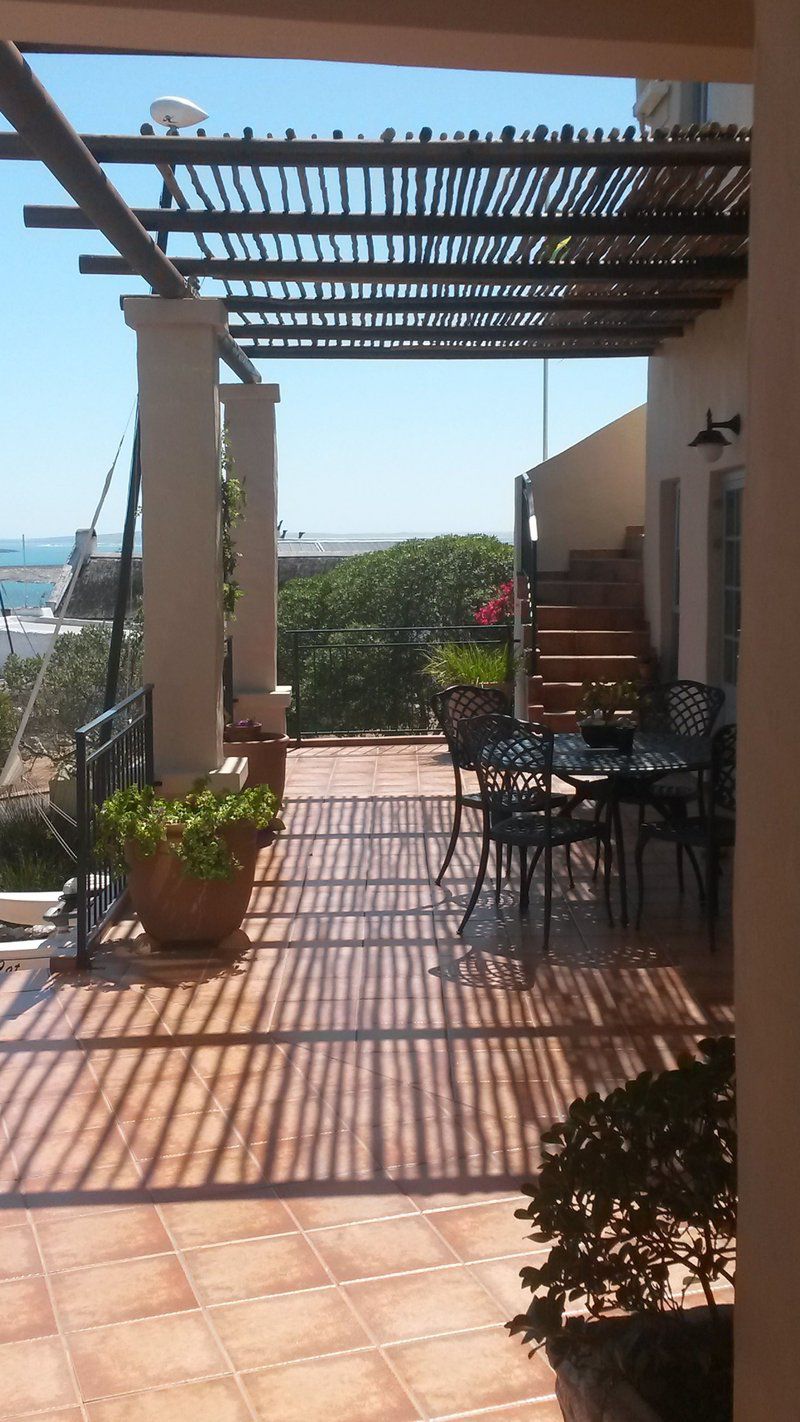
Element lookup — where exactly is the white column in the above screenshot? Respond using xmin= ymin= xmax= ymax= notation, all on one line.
xmin=124 ymin=297 xmax=245 ymax=794
xmin=219 ymin=382 xmax=291 ymax=733
xmin=736 ymin=3 xmax=800 ymax=1416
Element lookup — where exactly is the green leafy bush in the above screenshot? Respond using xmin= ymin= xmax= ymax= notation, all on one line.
xmin=423 ymin=641 xmax=515 ymax=688
xmin=221 ymin=427 xmax=246 ymax=621
xmin=508 ymin=1037 xmax=736 ymax=1353
xmin=278 ymin=535 xmax=513 ymax=733
xmin=97 ymin=782 xmax=282 ymax=882
xmin=0 ymin=795 xmax=74 ymax=892
xmin=3 ymin=621 xmax=143 ymax=770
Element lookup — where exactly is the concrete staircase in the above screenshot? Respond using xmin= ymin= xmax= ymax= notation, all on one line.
xmin=529 ymin=525 xmax=650 ymax=730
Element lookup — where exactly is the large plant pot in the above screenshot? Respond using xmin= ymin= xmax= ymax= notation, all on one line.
xmin=125 ymin=822 xmax=258 ymax=947
xmin=547 ymin=1308 xmax=733 ymax=1422
xmin=223 ymin=731 xmax=290 ymax=802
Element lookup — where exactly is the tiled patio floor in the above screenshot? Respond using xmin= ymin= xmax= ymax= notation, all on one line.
xmin=0 ymin=744 xmax=733 ymax=1421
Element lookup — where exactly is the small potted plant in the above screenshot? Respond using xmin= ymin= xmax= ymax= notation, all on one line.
xmin=577 ymin=680 xmax=639 ymax=753
xmin=223 ymin=719 xmax=291 ymax=801
xmin=423 ymin=642 xmax=519 ymax=701
xmin=507 ymin=1038 xmax=736 ymax=1422
xmin=97 ymin=782 xmax=282 ymax=947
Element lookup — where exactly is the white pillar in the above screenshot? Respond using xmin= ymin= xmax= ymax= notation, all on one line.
xmin=736 ymin=3 xmax=800 ymax=1416
xmin=219 ymin=382 xmax=291 ymax=733
xmin=124 ymin=297 xmax=245 ymax=794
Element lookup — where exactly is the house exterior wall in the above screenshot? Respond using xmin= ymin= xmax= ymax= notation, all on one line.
xmin=527 ymin=405 xmax=646 ymax=572
xmin=643 ymin=282 xmax=748 ymax=682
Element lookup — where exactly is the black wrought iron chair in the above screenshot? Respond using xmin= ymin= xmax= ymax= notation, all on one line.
xmin=458 ymin=714 xmax=613 ymax=947
xmin=635 ymin=723 xmax=736 ymax=950
xmin=431 ymin=683 xmax=511 ymax=885
xmin=593 ymin=678 xmax=725 ymax=892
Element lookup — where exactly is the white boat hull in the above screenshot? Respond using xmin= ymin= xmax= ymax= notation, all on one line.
xmin=0 ymin=892 xmax=61 ymax=927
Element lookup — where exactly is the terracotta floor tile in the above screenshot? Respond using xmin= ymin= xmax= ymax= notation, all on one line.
xmin=279 ymin=1178 xmax=413 ymax=1231
xmin=429 ymin=1200 xmax=533 ymax=1262
xmin=388 ymin=1323 xmax=554 ymax=1416
xmin=51 ymin=1251 xmax=197 ymax=1330
xmin=243 ymin=1348 xmax=418 ymax=1422
xmin=184 ymin=1230 xmax=327 ymax=1305
xmin=161 ymin=1192 xmax=295 ymax=1249
xmin=0 ymin=1334 xmax=78 ymax=1415
xmin=0 ymin=1273 xmax=57 ymax=1343
xmin=469 ymin=1257 xmax=541 ymax=1320
xmin=85 ymin=1376 xmax=254 ymax=1422
xmin=311 ymin=1212 xmax=453 ymax=1282
xmin=67 ymin=1311 xmax=229 ymax=1400
xmin=0 ymin=1220 xmax=41 ymax=1279
xmin=37 ymin=1204 xmax=172 ymax=1272
xmin=346 ymin=1264 xmax=502 ymax=1345
xmin=211 ymin=1284 xmax=370 ymax=1370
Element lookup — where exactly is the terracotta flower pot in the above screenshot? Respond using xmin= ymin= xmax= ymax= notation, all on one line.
xmin=223 ymin=730 xmax=290 ymax=802
xmin=125 ymin=821 xmax=258 ymax=947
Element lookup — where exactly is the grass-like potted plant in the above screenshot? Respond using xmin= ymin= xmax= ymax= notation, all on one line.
xmin=423 ymin=641 xmax=518 ymax=700
xmin=97 ymin=782 xmax=282 ymax=947
xmin=508 ymin=1038 xmax=736 ymax=1422
xmin=223 ymin=718 xmax=291 ymax=802
xmin=577 ymin=679 xmax=639 ymax=753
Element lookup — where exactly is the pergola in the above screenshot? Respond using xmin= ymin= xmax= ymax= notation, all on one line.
xmin=0 ymin=82 xmax=750 ymax=364
xmin=0 ymin=44 xmax=751 ymax=790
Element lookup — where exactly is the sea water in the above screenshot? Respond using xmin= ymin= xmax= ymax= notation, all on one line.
xmin=0 ymin=533 xmax=142 ymax=610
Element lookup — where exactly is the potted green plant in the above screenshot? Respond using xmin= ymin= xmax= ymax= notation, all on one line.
xmin=577 ymin=679 xmax=639 ymax=753
xmin=97 ymin=782 xmax=282 ymax=947
xmin=423 ymin=641 xmax=518 ymax=700
xmin=508 ymin=1038 xmax=736 ymax=1422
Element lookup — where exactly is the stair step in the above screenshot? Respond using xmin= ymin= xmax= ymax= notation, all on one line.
xmin=538 ymin=580 xmax=643 ymax=608
xmin=536 ymin=603 xmax=646 ymax=632
xmin=540 ymin=682 xmax=584 ymax=713
xmin=537 ymin=629 xmax=650 ymax=656
xmin=539 ymin=654 xmax=640 ymax=681
xmin=528 ymin=708 xmax=580 ymax=731
xmin=568 ymin=556 xmax=643 ymax=584
xmin=625 ymin=525 xmax=645 ymax=557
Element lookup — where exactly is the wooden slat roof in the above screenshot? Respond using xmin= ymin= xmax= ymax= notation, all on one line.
xmin=15 ymin=121 xmax=751 ymax=359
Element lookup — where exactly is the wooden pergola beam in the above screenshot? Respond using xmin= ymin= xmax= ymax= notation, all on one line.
xmin=228 ymin=321 xmax=684 ymax=342
xmin=82 ymin=255 xmax=747 ymax=283
xmin=26 ymin=204 xmax=750 ymax=239
xmin=237 ymin=343 xmax=656 ymax=359
xmin=0 ymin=131 xmax=751 ymax=169
xmin=0 ymin=42 xmax=259 ymax=385
xmin=224 ymin=294 xmax=723 ymax=315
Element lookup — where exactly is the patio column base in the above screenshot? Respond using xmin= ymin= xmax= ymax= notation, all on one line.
xmin=233 ymin=685 xmax=292 ymax=733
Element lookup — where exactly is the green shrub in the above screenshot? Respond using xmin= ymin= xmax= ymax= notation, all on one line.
xmin=97 ymin=782 xmax=282 ymax=882
xmin=508 ymin=1037 xmax=736 ymax=1353
xmin=423 ymin=641 xmax=515 ymax=688
xmin=0 ymin=796 xmax=74 ymax=892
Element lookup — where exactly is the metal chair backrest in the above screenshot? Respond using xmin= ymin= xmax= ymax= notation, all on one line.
xmin=431 ymin=683 xmax=511 ymax=770
xmin=640 ymin=679 xmax=725 ymax=739
xmin=711 ymin=723 xmax=737 ymax=815
xmin=464 ymin=713 xmax=554 ymax=819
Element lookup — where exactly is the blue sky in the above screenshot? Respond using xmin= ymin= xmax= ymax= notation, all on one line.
xmin=0 ymin=54 xmax=646 ymax=538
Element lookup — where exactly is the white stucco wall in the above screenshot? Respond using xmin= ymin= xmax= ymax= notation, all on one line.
xmin=527 ymin=405 xmax=646 ymax=572
xmin=643 ymin=282 xmax=748 ymax=680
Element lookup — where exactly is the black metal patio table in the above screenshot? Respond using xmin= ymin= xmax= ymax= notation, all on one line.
xmin=551 ymin=731 xmax=713 ymax=925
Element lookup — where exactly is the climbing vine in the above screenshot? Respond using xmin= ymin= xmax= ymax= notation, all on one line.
xmin=220 ymin=427 xmax=246 ymax=620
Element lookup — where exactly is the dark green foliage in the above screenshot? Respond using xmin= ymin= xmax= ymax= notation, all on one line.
xmin=97 ymin=782 xmax=282 ymax=882
xmin=277 ymin=535 xmax=513 ymax=733
xmin=3 ymin=621 xmax=143 ymax=770
xmin=508 ymin=1038 xmax=736 ymax=1353
xmin=279 ymin=534 xmax=512 ymax=631
xmin=0 ymin=796 xmax=74 ymax=892
xmin=0 ymin=689 xmax=17 ymax=767
xmin=221 ymin=428 xmax=246 ymax=620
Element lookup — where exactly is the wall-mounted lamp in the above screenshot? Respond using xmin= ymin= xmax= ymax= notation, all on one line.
xmin=688 ymin=409 xmax=742 ymax=464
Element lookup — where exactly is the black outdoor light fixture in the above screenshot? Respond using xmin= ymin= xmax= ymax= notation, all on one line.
xmin=688 ymin=408 xmax=742 ymax=464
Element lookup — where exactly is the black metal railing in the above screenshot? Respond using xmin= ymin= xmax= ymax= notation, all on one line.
xmin=279 ymin=625 xmax=513 ymax=740
xmin=75 ymin=685 xmax=154 ymax=963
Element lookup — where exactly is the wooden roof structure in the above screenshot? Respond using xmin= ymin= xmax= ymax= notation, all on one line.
xmin=5 ymin=119 xmax=751 ymax=360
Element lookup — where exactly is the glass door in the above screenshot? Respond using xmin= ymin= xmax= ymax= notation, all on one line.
xmin=721 ymin=471 xmax=744 ymax=717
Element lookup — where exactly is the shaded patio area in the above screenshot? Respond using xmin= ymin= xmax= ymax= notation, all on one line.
xmin=0 ymin=743 xmax=733 ymax=1420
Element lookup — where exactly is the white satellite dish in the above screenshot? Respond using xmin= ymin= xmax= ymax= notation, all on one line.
xmin=149 ymin=96 xmax=209 ymax=130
